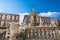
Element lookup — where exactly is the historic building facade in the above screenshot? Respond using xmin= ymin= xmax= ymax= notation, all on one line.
xmin=23 ymin=6 xmax=50 ymax=27
xmin=0 ymin=6 xmax=60 ymax=40
xmin=19 ymin=6 xmax=60 ymax=40
xmin=0 ymin=13 xmax=19 ymax=40
xmin=0 ymin=13 xmax=19 ymax=26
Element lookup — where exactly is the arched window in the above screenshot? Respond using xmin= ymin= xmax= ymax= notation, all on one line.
xmin=10 ymin=15 xmax=12 ymax=20
xmin=5 ymin=15 xmax=7 ymax=19
xmin=34 ymin=16 xmax=37 ymax=22
xmin=14 ymin=15 xmax=16 ymax=20
xmin=3 ymin=21 xmax=6 ymax=26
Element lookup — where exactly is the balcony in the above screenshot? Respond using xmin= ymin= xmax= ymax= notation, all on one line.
xmin=32 ymin=22 xmax=39 ymax=26
xmin=0 ymin=26 xmax=8 ymax=29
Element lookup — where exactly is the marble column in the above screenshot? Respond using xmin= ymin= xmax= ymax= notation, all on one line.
xmin=44 ymin=29 xmax=46 ymax=38
xmin=40 ymin=29 xmax=42 ymax=38
xmin=38 ymin=29 xmax=40 ymax=38
xmin=46 ymin=29 xmax=49 ymax=39
xmin=28 ymin=32 xmax=29 ymax=39
xmin=42 ymin=29 xmax=44 ymax=38
xmin=49 ymin=30 xmax=52 ymax=38
xmin=31 ymin=29 xmax=33 ymax=39
xmin=55 ymin=28 xmax=59 ymax=40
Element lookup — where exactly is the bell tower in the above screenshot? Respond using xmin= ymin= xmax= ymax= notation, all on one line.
xmin=30 ymin=6 xmax=39 ymax=26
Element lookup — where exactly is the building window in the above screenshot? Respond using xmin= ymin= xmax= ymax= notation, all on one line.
xmin=3 ymin=21 xmax=6 ymax=26
xmin=14 ymin=16 xmax=16 ymax=20
xmin=34 ymin=16 xmax=37 ymax=22
xmin=0 ymin=21 xmax=1 ymax=26
xmin=10 ymin=15 xmax=12 ymax=20
xmin=8 ymin=33 xmax=10 ymax=34
xmin=5 ymin=15 xmax=7 ymax=19
xmin=7 ymin=36 xmax=10 ymax=38
xmin=0 ymin=15 xmax=1 ymax=19
xmin=1 ymin=15 xmax=3 ymax=19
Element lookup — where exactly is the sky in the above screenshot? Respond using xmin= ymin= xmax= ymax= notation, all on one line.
xmin=0 ymin=0 xmax=60 ymax=24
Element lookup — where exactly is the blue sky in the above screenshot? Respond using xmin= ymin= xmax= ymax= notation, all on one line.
xmin=0 ymin=0 xmax=60 ymax=13
xmin=0 ymin=0 xmax=60 ymax=23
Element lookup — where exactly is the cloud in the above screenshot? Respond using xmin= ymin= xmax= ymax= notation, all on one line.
xmin=19 ymin=12 xmax=30 ymax=24
xmin=39 ymin=12 xmax=52 ymax=17
xmin=39 ymin=12 xmax=60 ymax=20
xmin=39 ymin=12 xmax=59 ymax=17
